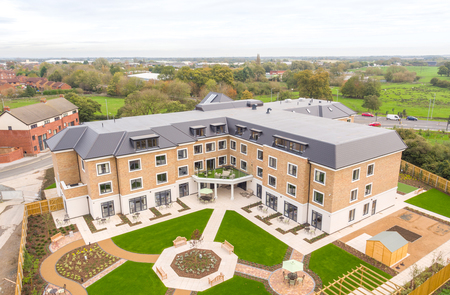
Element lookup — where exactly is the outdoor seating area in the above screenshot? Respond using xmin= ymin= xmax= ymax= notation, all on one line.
xmin=196 ymin=166 xmax=248 ymax=180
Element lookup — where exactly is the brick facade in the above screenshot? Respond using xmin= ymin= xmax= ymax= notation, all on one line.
xmin=0 ymin=147 xmax=23 ymax=163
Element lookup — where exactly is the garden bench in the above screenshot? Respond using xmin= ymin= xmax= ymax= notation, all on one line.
xmin=208 ymin=272 xmax=224 ymax=287
xmin=221 ymin=240 xmax=234 ymax=254
xmin=173 ymin=236 xmax=187 ymax=248
xmin=51 ymin=232 xmax=64 ymax=243
xmin=156 ymin=266 xmax=167 ymax=280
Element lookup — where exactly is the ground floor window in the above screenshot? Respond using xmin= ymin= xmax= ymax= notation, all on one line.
xmin=284 ymin=202 xmax=298 ymax=222
xmin=155 ymin=190 xmax=171 ymax=206
xmin=179 ymin=183 xmax=189 ymax=197
xmin=363 ymin=203 xmax=369 ymax=215
xmin=371 ymin=200 xmax=377 ymax=215
xmin=349 ymin=209 xmax=356 ymax=222
xmin=129 ymin=196 xmax=147 ymax=213
xmin=311 ymin=210 xmax=322 ymax=230
xmin=256 ymin=184 xmax=262 ymax=198
xmin=101 ymin=201 xmax=115 ymax=218
xmin=266 ymin=192 xmax=277 ymax=211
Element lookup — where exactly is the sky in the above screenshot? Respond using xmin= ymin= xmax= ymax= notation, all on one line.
xmin=1 ymin=0 xmax=449 ymax=58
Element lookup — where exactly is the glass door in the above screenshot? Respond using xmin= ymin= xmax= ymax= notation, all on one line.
xmin=371 ymin=200 xmax=377 ymax=215
xmin=206 ymin=158 xmax=215 ymax=170
xmin=155 ymin=190 xmax=172 ymax=206
xmin=179 ymin=183 xmax=189 ymax=197
xmin=311 ymin=210 xmax=322 ymax=230
xmin=101 ymin=201 xmax=115 ymax=217
xmin=129 ymin=196 xmax=147 ymax=213
xmin=256 ymin=184 xmax=262 ymax=198
xmin=265 ymin=193 xmax=277 ymax=211
xmin=38 ymin=135 xmax=44 ymax=151
xmin=284 ymin=202 xmax=298 ymax=222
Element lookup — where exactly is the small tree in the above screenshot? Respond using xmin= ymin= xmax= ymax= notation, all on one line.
xmin=362 ymin=95 xmax=382 ymax=112
xmin=189 ymin=229 xmax=203 ymax=249
xmin=241 ymin=90 xmax=253 ymax=100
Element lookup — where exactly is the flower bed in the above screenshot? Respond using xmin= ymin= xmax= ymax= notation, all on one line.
xmin=304 ymin=232 xmax=329 ymax=244
xmin=177 ymin=199 xmax=191 ymax=212
xmin=149 ymin=207 xmax=172 ymax=220
xmin=170 ymin=249 xmax=221 ymax=279
xmin=276 ymin=224 xmax=305 ymax=235
xmin=116 ymin=213 xmax=142 ymax=227
xmin=83 ymin=215 xmax=107 ymax=233
xmin=241 ymin=201 xmax=262 ymax=213
xmin=56 ymin=243 xmax=119 ymax=283
xmin=255 ymin=212 xmax=281 ymax=226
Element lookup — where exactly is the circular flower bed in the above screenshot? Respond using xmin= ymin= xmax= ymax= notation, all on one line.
xmin=170 ymin=249 xmax=221 ymax=279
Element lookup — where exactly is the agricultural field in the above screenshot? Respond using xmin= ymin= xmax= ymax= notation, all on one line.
xmin=349 ymin=66 xmax=450 ymax=83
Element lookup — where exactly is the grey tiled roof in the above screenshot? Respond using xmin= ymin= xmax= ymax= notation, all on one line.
xmin=368 ymin=231 xmax=408 ymax=252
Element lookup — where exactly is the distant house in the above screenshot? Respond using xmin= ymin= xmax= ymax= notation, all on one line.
xmin=0 ymin=97 xmax=80 ymax=155
xmin=427 ymin=61 xmax=437 ymax=66
xmin=0 ymin=83 xmax=15 ymax=93
xmin=0 ymin=70 xmax=15 ymax=80
xmin=13 ymin=76 xmax=72 ymax=91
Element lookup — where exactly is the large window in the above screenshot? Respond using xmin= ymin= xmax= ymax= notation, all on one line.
xmin=194 ymin=160 xmax=203 ymax=171
xmin=218 ymin=156 xmax=226 ymax=166
xmin=129 ymin=196 xmax=147 ymax=213
xmin=155 ymin=155 xmax=167 ymax=166
xmin=284 ymin=202 xmax=298 ymax=222
xmin=99 ymin=182 xmax=112 ymax=195
xmin=177 ymin=148 xmax=188 ymax=160
xmin=206 ymin=142 xmax=215 ymax=152
xmin=129 ymin=159 xmax=141 ymax=171
xmin=288 ymin=163 xmax=297 ymax=177
xmin=273 ymin=136 xmax=307 ymax=153
xmin=350 ymin=189 xmax=358 ymax=202
xmin=257 ymin=167 xmax=263 ymax=178
xmin=178 ymin=166 xmax=189 ymax=177
xmin=266 ymin=193 xmax=277 ymax=211
xmin=268 ymin=175 xmax=276 ymax=188
xmin=191 ymin=127 xmax=205 ymax=137
xmin=367 ymin=164 xmax=375 ymax=176
xmin=179 ymin=183 xmax=189 ymax=197
xmin=269 ymin=157 xmax=277 ymax=169
xmin=313 ymin=190 xmax=324 ymax=205
xmin=365 ymin=184 xmax=372 ymax=196
xmin=156 ymin=172 xmax=168 ymax=184
xmin=194 ymin=144 xmax=203 ymax=154
xmin=97 ymin=162 xmax=110 ymax=175
xmin=352 ymin=168 xmax=360 ymax=181
xmin=155 ymin=190 xmax=171 ymax=206
xmin=230 ymin=140 xmax=236 ymax=150
xmin=287 ymin=183 xmax=296 ymax=197
xmin=230 ymin=156 xmax=236 ymax=166
xmin=101 ymin=201 xmax=115 ymax=218
xmin=257 ymin=149 xmax=263 ymax=161
xmin=130 ymin=178 xmax=143 ymax=190
xmin=135 ymin=138 xmax=158 ymax=150
xmin=218 ymin=140 xmax=227 ymax=150
xmin=240 ymin=144 xmax=247 ymax=155
xmin=241 ymin=160 xmax=247 ymax=171
xmin=349 ymin=209 xmax=356 ymax=222
xmin=314 ymin=169 xmax=325 ymax=184
xmin=213 ymin=124 xmax=226 ymax=134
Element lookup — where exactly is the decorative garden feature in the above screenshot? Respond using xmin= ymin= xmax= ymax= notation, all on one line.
xmin=56 ymin=243 xmax=119 ymax=283
xmin=170 ymin=249 xmax=221 ymax=279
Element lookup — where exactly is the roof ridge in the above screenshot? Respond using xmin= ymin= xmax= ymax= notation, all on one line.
xmin=73 ymin=126 xmax=88 ymax=150
xmin=112 ymin=131 xmax=127 ymax=155
xmin=84 ymin=131 xmax=100 ymax=159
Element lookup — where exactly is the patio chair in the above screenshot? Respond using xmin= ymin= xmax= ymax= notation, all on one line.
xmin=262 ymin=207 xmax=268 ymax=214
xmin=284 ymin=218 xmax=290 ymax=225
xmin=106 ymin=216 xmax=110 ymax=223
xmin=95 ymin=217 xmax=101 ymax=225
xmin=289 ymin=279 xmax=296 ymax=287
xmin=297 ymin=275 xmax=305 ymax=285
xmin=283 ymin=271 xmax=289 ymax=282
xmin=230 ymin=174 xmax=235 ymax=180
xmin=310 ymin=229 xmax=316 ymax=236
xmin=55 ymin=219 xmax=62 ymax=227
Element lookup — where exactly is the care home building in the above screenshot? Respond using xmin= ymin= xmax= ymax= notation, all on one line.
xmin=46 ymin=93 xmax=406 ymax=234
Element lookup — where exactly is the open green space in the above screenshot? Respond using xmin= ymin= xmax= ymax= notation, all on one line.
xmin=88 ymin=96 xmax=125 ymax=116
xmin=198 ymin=275 xmax=270 ymax=295
xmin=112 ymin=209 xmax=213 ymax=254
xmin=418 ymin=129 xmax=450 ymax=144
xmin=86 ymin=261 xmax=166 ymax=295
xmin=405 ymin=189 xmax=450 ymax=218
xmin=309 ymin=244 xmax=391 ymax=293
xmin=214 ymin=210 xmax=288 ymax=266
xmin=397 ymin=182 xmax=417 ymax=194
xmin=44 ymin=183 xmax=56 ymax=190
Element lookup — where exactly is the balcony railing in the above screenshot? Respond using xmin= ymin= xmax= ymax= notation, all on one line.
xmin=194 ymin=165 xmax=249 ymax=180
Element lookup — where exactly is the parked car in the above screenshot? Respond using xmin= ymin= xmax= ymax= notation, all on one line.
xmin=362 ymin=113 xmax=374 ymax=117
xmin=369 ymin=122 xmax=381 ymax=127
xmin=406 ymin=116 xmax=418 ymax=121
xmin=386 ymin=114 xmax=400 ymax=121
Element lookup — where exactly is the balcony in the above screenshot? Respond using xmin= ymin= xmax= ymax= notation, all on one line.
xmin=60 ymin=181 xmax=88 ymax=199
xmin=192 ymin=166 xmax=253 ymax=186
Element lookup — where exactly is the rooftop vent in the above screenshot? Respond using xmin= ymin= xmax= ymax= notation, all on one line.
xmin=266 ymin=108 xmax=272 ymax=114
xmin=3 ymin=106 xmax=10 ymax=112
xmin=252 ymin=104 xmax=257 ymax=110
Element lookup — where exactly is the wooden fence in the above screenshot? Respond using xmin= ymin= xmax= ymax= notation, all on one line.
xmin=25 ymin=197 xmax=64 ymax=216
xmin=15 ymin=206 xmax=28 ymax=295
xmin=401 ymin=160 xmax=450 ymax=193
xmin=409 ymin=263 xmax=450 ymax=295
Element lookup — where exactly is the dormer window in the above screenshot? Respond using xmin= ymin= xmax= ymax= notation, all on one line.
xmin=235 ymin=124 xmax=247 ymax=136
xmin=131 ymin=134 xmax=159 ymax=151
xmin=190 ymin=125 xmax=206 ymax=137
xmin=250 ymin=129 xmax=262 ymax=141
xmin=273 ymin=135 xmax=308 ymax=153
xmin=210 ymin=123 xmax=226 ymax=134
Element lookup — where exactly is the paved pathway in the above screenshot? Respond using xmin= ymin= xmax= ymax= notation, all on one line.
xmin=40 ymin=239 xmax=87 ymax=295
xmin=202 ymin=208 xmax=226 ymax=242
xmin=97 ymin=238 xmax=159 ymax=263
xmin=173 ymin=289 xmax=192 ymax=295
xmin=235 ymin=263 xmax=271 ymax=279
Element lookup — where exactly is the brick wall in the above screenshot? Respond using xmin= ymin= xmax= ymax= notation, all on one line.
xmin=0 ymin=147 xmax=23 ymax=163
xmin=0 ymin=130 xmax=33 ymax=154
xmin=52 ymin=151 xmax=81 ymax=186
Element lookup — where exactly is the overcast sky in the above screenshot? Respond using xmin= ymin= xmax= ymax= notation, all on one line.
xmin=1 ymin=0 xmax=449 ymax=58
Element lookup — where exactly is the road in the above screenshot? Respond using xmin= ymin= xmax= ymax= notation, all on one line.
xmin=0 ymin=152 xmax=53 ymax=181
xmin=354 ymin=115 xmax=449 ymax=131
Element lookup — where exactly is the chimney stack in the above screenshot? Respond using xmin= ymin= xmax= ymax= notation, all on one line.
xmin=3 ymin=106 xmax=10 ymax=112
xmin=40 ymin=97 xmax=47 ymax=103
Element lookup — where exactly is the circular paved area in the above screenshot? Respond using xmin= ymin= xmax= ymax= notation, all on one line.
xmin=269 ymin=269 xmax=314 ymax=295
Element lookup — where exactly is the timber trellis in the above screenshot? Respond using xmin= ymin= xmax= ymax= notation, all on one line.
xmin=401 ymin=160 xmax=450 ymax=193
xmin=409 ymin=263 xmax=450 ymax=295
xmin=314 ymin=265 xmax=403 ymax=295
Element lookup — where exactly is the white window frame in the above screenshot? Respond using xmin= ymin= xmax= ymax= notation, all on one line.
xmin=256 ymin=166 xmax=263 ymax=178
xmin=314 ymin=168 xmax=326 ymax=185
xmin=349 ymin=209 xmax=356 ymax=222
xmin=155 ymin=154 xmax=167 ymax=167
xmin=365 ymin=183 xmax=373 ymax=197
xmin=205 ymin=142 xmax=216 ymax=153
xmin=230 ymin=155 xmax=236 ymax=166
xmin=177 ymin=148 xmax=188 ymax=160
xmin=350 ymin=188 xmax=358 ymax=203
xmin=178 ymin=165 xmax=189 ymax=178
xmin=257 ymin=149 xmax=263 ymax=161
xmin=230 ymin=140 xmax=237 ymax=151
xmin=156 ymin=172 xmax=168 ymax=185
xmin=240 ymin=160 xmax=247 ymax=171
xmin=312 ymin=189 xmax=324 ymax=206
xmin=218 ymin=155 xmax=227 ymax=166
xmin=367 ymin=163 xmax=375 ymax=177
xmin=352 ymin=168 xmax=360 ymax=182
xmin=286 ymin=182 xmax=296 ymax=197
xmin=287 ymin=162 xmax=297 ymax=178
xmin=130 ymin=177 xmax=143 ymax=191
xmin=218 ymin=140 xmax=227 ymax=150
xmin=96 ymin=161 xmax=111 ymax=176
xmin=268 ymin=174 xmax=277 ymax=189
xmin=363 ymin=203 xmax=370 ymax=216
xmin=193 ymin=144 xmax=203 ymax=155
xmin=268 ymin=156 xmax=277 ymax=170
xmin=128 ymin=158 xmax=142 ymax=172
xmin=194 ymin=160 xmax=204 ymax=171
xmin=99 ymin=181 xmax=113 ymax=195
xmin=240 ymin=143 xmax=247 ymax=155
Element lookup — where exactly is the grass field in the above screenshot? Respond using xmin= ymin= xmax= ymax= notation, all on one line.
xmin=86 ymin=261 xmax=166 ymax=295
xmin=198 ymin=276 xmax=270 ymax=295
xmin=214 ymin=210 xmax=288 ymax=266
xmin=309 ymin=244 xmax=391 ymax=293
xmin=405 ymin=189 xmax=450 ymax=218
xmin=397 ymin=183 xmax=417 ymax=194
xmin=349 ymin=66 xmax=450 ymax=83
xmin=89 ymin=96 xmax=125 ymax=116
xmin=112 ymin=209 xmax=213 ymax=254
xmin=418 ymin=129 xmax=450 ymax=144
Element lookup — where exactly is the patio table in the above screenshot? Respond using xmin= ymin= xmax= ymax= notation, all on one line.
xmin=288 ymin=272 xmax=298 ymax=280
xmin=101 ymin=218 xmax=106 ymax=224
xmin=258 ymin=205 xmax=263 ymax=211
xmin=278 ymin=216 xmax=284 ymax=223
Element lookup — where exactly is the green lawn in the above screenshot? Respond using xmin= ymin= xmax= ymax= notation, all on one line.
xmin=112 ymin=209 xmax=213 ymax=254
xmin=397 ymin=183 xmax=417 ymax=194
xmin=198 ymin=276 xmax=270 ymax=295
xmin=87 ymin=261 xmax=166 ymax=295
xmin=309 ymin=244 xmax=391 ymax=293
xmin=405 ymin=189 xmax=450 ymax=218
xmin=419 ymin=129 xmax=450 ymax=144
xmin=88 ymin=96 xmax=125 ymax=116
xmin=214 ymin=210 xmax=287 ymax=266
xmin=44 ymin=183 xmax=56 ymax=190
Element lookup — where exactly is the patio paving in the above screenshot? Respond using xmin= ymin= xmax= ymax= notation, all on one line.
xmin=235 ymin=263 xmax=271 ymax=279
xmin=49 ymin=231 xmax=83 ymax=252
xmin=269 ymin=269 xmax=314 ymax=295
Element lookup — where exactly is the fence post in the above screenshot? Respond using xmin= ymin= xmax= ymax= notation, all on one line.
xmin=39 ymin=201 xmax=42 ymax=214
xmin=436 ymin=176 xmax=439 ymax=187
